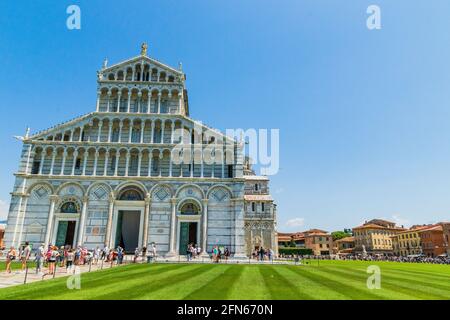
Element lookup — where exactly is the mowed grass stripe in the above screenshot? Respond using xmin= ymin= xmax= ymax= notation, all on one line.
xmin=183 ymin=265 xmax=243 ymax=300
xmin=323 ymin=266 xmax=450 ymax=300
xmin=226 ymin=265 xmax=271 ymax=300
xmin=329 ymin=264 xmax=450 ymax=294
xmin=141 ymin=264 xmax=237 ymax=300
xmin=0 ymin=262 xmax=448 ymax=300
xmin=296 ymin=266 xmax=385 ymax=300
xmin=276 ymin=266 xmax=347 ymax=300
xmin=319 ymin=260 xmax=450 ymax=278
xmin=0 ymin=264 xmax=186 ymax=300
xmin=258 ymin=266 xmax=313 ymax=300
xmin=93 ymin=264 xmax=211 ymax=300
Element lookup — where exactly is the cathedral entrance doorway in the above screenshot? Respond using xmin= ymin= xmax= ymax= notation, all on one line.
xmin=178 ymin=222 xmax=198 ymax=255
xmin=55 ymin=220 xmax=77 ymax=248
xmin=115 ymin=210 xmax=141 ymax=253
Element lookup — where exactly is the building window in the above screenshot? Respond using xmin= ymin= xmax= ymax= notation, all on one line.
xmin=31 ymin=161 xmax=40 ymax=174
xmin=227 ymin=165 xmax=233 ymax=178
xmin=261 ymin=203 xmax=265 ymax=212
xmin=75 ymin=158 xmax=81 ymax=170
xmin=110 ymin=156 xmax=116 ymax=170
xmin=61 ymin=202 xmax=78 ymax=213
xmin=255 ymin=184 xmax=259 ymax=191
xmin=251 ymin=202 xmax=255 ymax=212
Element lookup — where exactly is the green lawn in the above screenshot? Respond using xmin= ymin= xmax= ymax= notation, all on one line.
xmin=0 ymin=260 xmax=449 ymax=300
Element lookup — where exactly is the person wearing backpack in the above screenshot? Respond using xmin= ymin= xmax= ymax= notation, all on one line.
xmin=44 ymin=246 xmax=59 ymax=278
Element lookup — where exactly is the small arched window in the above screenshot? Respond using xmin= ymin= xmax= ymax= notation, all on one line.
xmin=180 ymin=203 xmax=199 ymax=215
xmin=61 ymin=202 xmax=78 ymax=214
xmin=118 ymin=188 xmax=144 ymax=201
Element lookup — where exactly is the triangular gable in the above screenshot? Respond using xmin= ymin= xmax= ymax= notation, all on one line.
xmin=101 ymin=55 xmax=184 ymax=77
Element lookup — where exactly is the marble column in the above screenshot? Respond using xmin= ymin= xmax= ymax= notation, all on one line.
xmin=44 ymin=195 xmax=58 ymax=246
xmin=82 ymin=151 xmax=88 ymax=176
xmin=77 ymin=196 xmax=89 ymax=247
xmin=38 ymin=151 xmax=46 ymax=175
xmin=108 ymin=122 xmax=113 ymax=143
xmin=71 ymin=150 xmax=79 ymax=176
xmin=60 ymin=150 xmax=68 ymax=175
xmin=96 ymin=91 xmax=101 ymax=112
xmin=150 ymin=122 xmax=155 ymax=143
xmin=105 ymin=193 xmax=115 ymax=247
xmin=157 ymin=93 xmax=161 ymax=114
xmin=168 ymin=198 xmax=178 ymax=255
xmin=127 ymin=93 xmax=131 ymax=113
xmin=117 ymin=93 xmax=122 ymax=112
xmin=93 ymin=150 xmax=99 ymax=176
xmin=202 ymin=199 xmax=209 ymax=255
xmin=125 ymin=151 xmax=130 ymax=176
xmin=106 ymin=91 xmax=111 ymax=112
xmin=104 ymin=151 xmax=110 ymax=176
xmin=114 ymin=151 xmax=120 ymax=176
xmin=49 ymin=150 xmax=57 ymax=175
xmin=143 ymin=195 xmax=151 ymax=248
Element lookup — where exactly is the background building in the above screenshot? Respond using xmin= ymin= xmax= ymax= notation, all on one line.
xmin=418 ymin=225 xmax=446 ymax=257
xmin=0 ymin=223 xmax=5 ymax=249
xmin=303 ymin=229 xmax=332 ymax=256
xmin=441 ymin=222 xmax=450 ymax=256
xmin=334 ymin=236 xmax=355 ymax=255
xmin=390 ymin=226 xmax=428 ymax=256
xmin=353 ymin=219 xmax=405 ymax=255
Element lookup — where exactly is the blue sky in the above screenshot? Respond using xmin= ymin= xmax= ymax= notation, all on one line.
xmin=1 ymin=0 xmax=450 ymax=231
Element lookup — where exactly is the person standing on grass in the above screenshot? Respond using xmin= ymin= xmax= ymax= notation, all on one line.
xmin=151 ymin=243 xmax=157 ymax=259
xmin=134 ymin=247 xmax=140 ymax=263
xmin=20 ymin=242 xmax=31 ymax=272
xmin=35 ymin=243 xmax=45 ymax=275
xmin=5 ymin=246 xmax=17 ymax=274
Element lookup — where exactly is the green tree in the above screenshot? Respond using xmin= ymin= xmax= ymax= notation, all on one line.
xmin=331 ymin=231 xmax=352 ymax=241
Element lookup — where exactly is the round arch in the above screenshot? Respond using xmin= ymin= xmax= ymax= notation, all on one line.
xmin=175 ymin=184 xmax=205 ymax=199
xmin=27 ymin=181 xmax=55 ymax=195
xmin=56 ymin=182 xmax=86 ymax=197
xmin=176 ymin=197 xmax=203 ymax=214
xmin=115 ymin=181 xmax=148 ymax=199
xmin=206 ymin=185 xmax=233 ymax=199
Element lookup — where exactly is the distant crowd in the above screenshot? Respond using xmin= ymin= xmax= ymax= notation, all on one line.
xmin=280 ymin=254 xmax=450 ymax=265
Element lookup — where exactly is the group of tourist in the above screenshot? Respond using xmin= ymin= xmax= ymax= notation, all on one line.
xmin=183 ymin=244 xmax=232 ymax=263
xmin=252 ymin=247 xmax=275 ymax=262
xmin=280 ymin=254 xmax=450 ymax=265
xmin=211 ymin=246 xmax=231 ymax=263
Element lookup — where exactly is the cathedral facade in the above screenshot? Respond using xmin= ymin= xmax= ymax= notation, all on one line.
xmin=4 ymin=45 xmax=278 ymax=257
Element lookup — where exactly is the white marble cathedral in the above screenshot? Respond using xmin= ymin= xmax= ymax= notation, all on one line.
xmin=4 ymin=44 xmax=278 ymax=257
